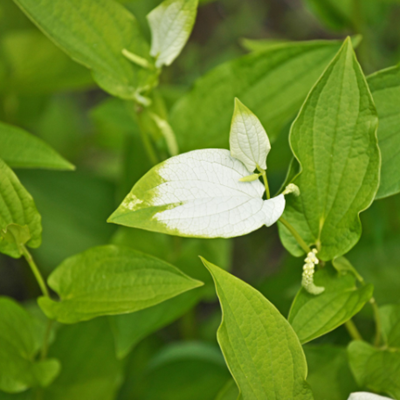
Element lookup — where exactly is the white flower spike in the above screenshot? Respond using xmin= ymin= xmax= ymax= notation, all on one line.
xmin=109 ymin=149 xmax=286 ymax=238
xmin=348 ymin=393 xmax=394 ymax=400
xmin=229 ymin=98 xmax=271 ymax=173
xmin=302 ymin=248 xmax=324 ymax=295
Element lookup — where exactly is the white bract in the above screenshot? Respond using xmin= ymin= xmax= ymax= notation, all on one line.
xmin=108 ymin=149 xmax=286 ymax=238
xmin=348 ymin=393 xmax=393 ymax=400
xmin=229 ymin=98 xmax=271 ymax=172
xmin=147 ymin=0 xmax=198 ymax=69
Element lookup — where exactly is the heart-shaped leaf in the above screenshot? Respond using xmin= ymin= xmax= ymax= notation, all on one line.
xmin=108 ymin=149 xmax=285 ymax=238
xmin=279 ymin=38 xmax=380 ymax=260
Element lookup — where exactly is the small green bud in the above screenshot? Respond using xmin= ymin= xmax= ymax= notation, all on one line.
xmin=282 ymin=183 xmax=300 ymax=196
xmin=239 ymin=173 xmax=261 ymax=182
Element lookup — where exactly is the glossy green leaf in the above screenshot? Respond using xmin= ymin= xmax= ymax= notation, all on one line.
xmin=108 ymin=149 xmax=285 ymax=238
xmin=38 ymin=245 xmax=203 ymax=324
xmin=0 ymin=122 xmax=74 ymax=170
xmin=289 ymin=265 xmax=373 ymax=343
xmin=304 ymin=345 xmax=358 ymax=400
xmin=1 ymin=30 xmax=93 ymax=94
xmin=348 ymin=340 xmax=400 ymax=399
xmin=368 ymin=65 xmax=400 ymax=199
xmin=202 ymin=258 xmax=313 ymax=400
xmin=147 ymin=0 xmax=198 ymax=68
xmin=110 ymin=290 xmax=202 ymax=358
xmin=0 ymin=158 xmax=42 ymax=258
xmin=13 ymin=0 xmax=156 ymax=100
xmin=279 ymin=38 xmax=380 ymax=260
xmin=44 ymin=318 xmax=123 ymax=400
xmin=170 ymin=39 xmax=353 ymax=152
xmin=380 ymin=304 xmax=400 ymax=348
xmin=0 ymin=297 xmax=60 ymax=393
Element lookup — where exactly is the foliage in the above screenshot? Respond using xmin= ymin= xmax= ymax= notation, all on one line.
xmin=1 ymin=0 xmax=400 ymax=399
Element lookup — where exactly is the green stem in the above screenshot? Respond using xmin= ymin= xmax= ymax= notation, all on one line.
xmin=345 ymin=319 xmax=363 ymax=341
xmin=370 ymin=297 xmax=382 ymax=347
xmin=278 ymin=217 xmax=311 ymax=254
xmin=137 ymin=112 xmax=159 ymax=166
xmin=126 ymin=102 xmax=160 ymax=166
xmin=258 ymin=168 xmax=270 ymax=199
xmin=22 ymin=246 xmax=50 ymax=298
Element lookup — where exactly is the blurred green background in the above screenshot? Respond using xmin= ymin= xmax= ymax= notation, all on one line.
xmin=0 ymin=1 xmax=399 ymax=398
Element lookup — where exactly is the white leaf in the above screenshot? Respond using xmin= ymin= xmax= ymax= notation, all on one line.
xmin=147 ymin=0 xmax=198 ymax=69
xmin=229 ymin=98 xmax=271 ymax=172
xmin=108 ymin=149 xmax=285 ymax=238
xmin=348 ymin=393 xmax=394 ymax=400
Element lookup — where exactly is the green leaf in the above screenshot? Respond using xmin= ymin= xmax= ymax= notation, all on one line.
xmin=0 ymin=297 xmax=60 ymax=393
xmin=348 ymin=340 xmax=400 ymax=399
xmin=13 ymin=0 xmax=157 ymax=100
xmin=332 ymin=256 xmax=364 ymax=283
xmin=109 ymin=228 xmax=231 ymax=357
xmin=110 ymin=290 xmax=202 ymax=358
xmin=240 ymin=38 xmax=287 ymax=52
xmin=0 ymin=122 xmax=74 ymax=170
xmin=1 ymin=30 xmax=93 ymax=95
xmin=108 ymin=149 xmax=285 ymax=238
xmin=304 ymin=345 xmax=358 ymax=400
xmin=380 ymin=304 xmax=400 ymax=348
xmin=0 ymin=158 xmax=42 ymax=258
xmin=132 ymin=342 xmax=230 ymax=400
xmin=279 ymin=38 xmax=380 ymax=260
xmin=201 ymin=257 xmax=313 ymax=400
xmin=170 ymin=39 xmax=353 ymax=153
xmin=229 ymin=98 xmax=271 ymax=172
xmin=111 ymin=227 xmax=232 ymax=293
xmin=38 ymin=244 xmax=203 ymax=324
xmin=44 ymin=318 xmax=123 ymax=400
xmin=289 ymin=265 xmax=373 ymax=343
xmin=367 ymin=66 xmax=400 ymax=199
xmin=147 ymin=0 xmax=198 ymax=68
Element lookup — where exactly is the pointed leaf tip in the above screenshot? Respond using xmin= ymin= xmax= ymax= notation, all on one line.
xmin=230 ymin=98 xmax=271 ymax=172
